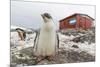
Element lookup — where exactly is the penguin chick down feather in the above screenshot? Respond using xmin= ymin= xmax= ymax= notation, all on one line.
xmin=34 ymin=13 xmax=59 ymax=56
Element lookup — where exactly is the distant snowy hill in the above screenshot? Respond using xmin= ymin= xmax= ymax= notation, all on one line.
xmin=11 ymin=25 xmax=34 ymax=33
xmin=11 ymin=25 xmax=26 ymax=30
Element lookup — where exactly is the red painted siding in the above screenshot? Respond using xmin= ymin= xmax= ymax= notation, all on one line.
xmin=75 ymin=15 xmax=81 ymax=29
xmin=59 ymin=14 xmax=93 ymax=30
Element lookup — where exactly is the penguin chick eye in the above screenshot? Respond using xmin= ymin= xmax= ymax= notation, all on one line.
xmin=43 ymin=13 xmax=52 ymax=19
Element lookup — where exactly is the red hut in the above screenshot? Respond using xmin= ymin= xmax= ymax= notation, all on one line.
xmin=59 ymin=13 xmax=94 ymax=30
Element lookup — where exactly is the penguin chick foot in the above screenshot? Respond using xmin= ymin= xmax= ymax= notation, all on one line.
xmin=36 ymin=56 xmax=45 ymax=63
xmin=46 ymin=55 xmax=55 ymax=61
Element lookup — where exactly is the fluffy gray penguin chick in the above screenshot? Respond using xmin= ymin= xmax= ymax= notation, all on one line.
xmin=34 ymin=13 xmax=59 ymax=57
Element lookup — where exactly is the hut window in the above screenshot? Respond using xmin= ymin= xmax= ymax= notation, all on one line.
xmin=69 ymin=18 xmax=76 ymax=25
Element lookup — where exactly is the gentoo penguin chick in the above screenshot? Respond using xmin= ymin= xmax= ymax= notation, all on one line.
xmin=16 ymin=28 xmax=26 ymax=41
xmin=34 ymin=13 xmax=59 ymax=60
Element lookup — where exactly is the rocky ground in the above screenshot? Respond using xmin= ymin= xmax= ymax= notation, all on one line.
xmin=10 ymin=28 xmax=95 ymax=67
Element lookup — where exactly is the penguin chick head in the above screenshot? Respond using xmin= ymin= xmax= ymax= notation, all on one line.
xmin=41 ymin=13 xmax=52 ymax=23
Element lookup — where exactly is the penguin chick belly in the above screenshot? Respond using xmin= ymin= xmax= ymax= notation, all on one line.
xmin=37 ymin=27 xmax=56 ymax=56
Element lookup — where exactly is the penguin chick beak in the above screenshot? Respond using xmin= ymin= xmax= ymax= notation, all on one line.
xmin=41 ymin=14 xmax=47 ymax=23
xmin=41 ymin=14 xmax=44 ymax=19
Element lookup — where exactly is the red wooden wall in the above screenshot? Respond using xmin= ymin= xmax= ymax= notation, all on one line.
xmin=59 ymin=14 xmax=92 ymax=30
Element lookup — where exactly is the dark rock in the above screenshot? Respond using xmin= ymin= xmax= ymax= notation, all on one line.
xmin=79 ymin=51 xmax=95 ymax=62
xmin=10 ymin=63 xmax=17 ymax=67
xmin=60 ymin=28 xmax=95 ymax=44
xmin=72 ymin=34 xmax=95 ymax=44
xmin=67 ymin=51 xmax=95 ymax=63
xmin=72 ymin=45 xmax=79 ymax=48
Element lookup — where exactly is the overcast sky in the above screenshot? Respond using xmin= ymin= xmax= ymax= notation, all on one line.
xmin=11 ymin=0 xmax=95 ymax=29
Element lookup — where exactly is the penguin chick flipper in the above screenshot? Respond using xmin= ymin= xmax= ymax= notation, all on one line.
xmin=33 ymin=30 xmax=40 ymax=53
xmin=56 ymin=33 xmax=60 ymax=54
xmin=57 ymin=33 xmax=59 ymax=49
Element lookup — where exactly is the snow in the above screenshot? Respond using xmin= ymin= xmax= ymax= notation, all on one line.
xmin=10 ymin=31 xmax=36 ymax=52
xmin=59 ymin=33 xmax=95 ymax=56
xmin=11 ymin=31 xmax=95 ymax=55
xmin=11 ymin=25 xmax=33 ymax=33
xmin=11 ymin=25 xmax=27 ymax=30
xmin=10 ymin=28 xmax=95 ymax=65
